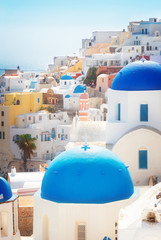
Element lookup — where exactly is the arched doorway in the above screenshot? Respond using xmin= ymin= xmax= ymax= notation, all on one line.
xmin=0 ymin=210 xmax=8 ymax=237
xmin=42 ymin=215 xmax=49 ymax=240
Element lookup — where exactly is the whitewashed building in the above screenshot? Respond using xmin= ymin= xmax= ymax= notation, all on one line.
xmin=0 ymin=177 xmax=20 ymax=240
xmin=118 ymin=182 xmax=161 ymax=240
xmin=34 ymin=145 xmax=136 ymax=240
xmin=10 ymin=110 xmax=72 ymax=161
xmin=106 ymin=60 xmax=161 ymax=185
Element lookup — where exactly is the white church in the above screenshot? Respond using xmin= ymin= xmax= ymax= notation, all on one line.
xmin=0 ymin=177 xmax=20 ymax=240
xmin=106 ymin=60 xmax=161 ymax=186
xmin=34 ymin=145 xmax=135 ymax=240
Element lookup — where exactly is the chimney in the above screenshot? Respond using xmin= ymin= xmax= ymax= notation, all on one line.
xmin=11 ymin=166 xmax=16 ymax=177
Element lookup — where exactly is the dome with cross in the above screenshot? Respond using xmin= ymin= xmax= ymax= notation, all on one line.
xmin=41 ymin=145 xmax=134 ymax=204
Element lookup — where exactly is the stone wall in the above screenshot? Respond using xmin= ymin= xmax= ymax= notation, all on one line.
xmin=18 ymin=196 xmax=33 ymax=236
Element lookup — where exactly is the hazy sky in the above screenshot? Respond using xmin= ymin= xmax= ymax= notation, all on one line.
xmin=1 ymin=0 xmax=161 ymax=70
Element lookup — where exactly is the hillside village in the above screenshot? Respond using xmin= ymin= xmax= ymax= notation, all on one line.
xmin=0 ymin=17 xmax=161 ymax=240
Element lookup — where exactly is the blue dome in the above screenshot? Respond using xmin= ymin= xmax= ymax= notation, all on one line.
xmin=73 ymin=85 xmax=86 ymax=93
xmin=111 ymin=60 xmax=161 ymax=91
xmin=61 ymin=75 xmax=73 ymax=80
xmin=0 ymin=177 xmax=12 ymax=203
xmin=65 ymin=94 xmax=70 ymax=98
xmin=41 ymin=145 xmax=134 ymax=204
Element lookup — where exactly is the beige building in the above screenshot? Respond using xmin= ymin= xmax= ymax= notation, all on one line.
xmin=0 ymin=106 xmax=13 ymax=178
xmin=0 ymin=92 xmax=43 ymax=177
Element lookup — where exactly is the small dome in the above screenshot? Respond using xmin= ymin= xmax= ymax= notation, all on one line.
xmin=111 ymin=60 xmax=161 ymax=91
xmin=41 ymin=145 xmax=134 ymax=204
xmin=98 ymin=74 xmax=108 ymax=78
xmin=0 ymin=177 xmax=12 ymax=203
xmin=61 ymin=75 xmax=73 ymax=80
xmin=73 ymin=85 xmax=86 ymax=93
xmin=65 ymin=94 xmax=70 ymax=98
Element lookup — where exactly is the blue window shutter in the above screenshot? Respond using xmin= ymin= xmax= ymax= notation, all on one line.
xmin=140 ymin=104 xmax=148 ymax=121
xmin=118 ymin=103 xmax=121 ymax=120
xmin=139 ymin=150 xmax=147 ymax=169
xmin=41 ymin=134 xmax=43 ymax=142
xmin=99 ymin=86 xmax=101 ymax=92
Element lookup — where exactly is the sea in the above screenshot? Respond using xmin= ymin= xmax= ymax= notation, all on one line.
xmin=0 ymin=68 xmax=45 ymax=77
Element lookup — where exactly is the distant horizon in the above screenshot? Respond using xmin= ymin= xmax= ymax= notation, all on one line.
xmin=1 ymin=0 xmax=161 ymax=69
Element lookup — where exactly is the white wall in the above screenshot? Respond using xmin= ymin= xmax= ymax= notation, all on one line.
xmin=112 ymin=128 xmax=161 ymax=185
xmin=107 ymin=89 xmax=161 ymax=144
xmin=64 ymin=97 xmax=80 ymax=110
xmin=0 ymin=200 xmax=20 ymax=240
xmin=34 ymin=194 xmax=137 ymax=240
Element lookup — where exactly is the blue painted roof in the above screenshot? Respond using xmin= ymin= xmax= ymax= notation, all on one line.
xmin=61 ymin=75 xmax=73 ymax=80
xmin=0 ymin=177 xmax=13 ymax=203
xmin=65 ymin=94 xmax=70 ymax=98
xmin=111 ymin=60 xmax=161 ymax=91
xmin=73 ymin=85 xmax=86 ymax=93
xmin=41 ymin=145 xmax=134 ymax=204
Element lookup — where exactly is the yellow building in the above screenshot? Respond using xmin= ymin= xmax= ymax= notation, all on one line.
xmin=63 ymin=58 xmax=82 ymax=75
xmin=0 ymin=92 xmax=43 ymax=177
xmin=4 ymin=92 xmax=42 ymax=125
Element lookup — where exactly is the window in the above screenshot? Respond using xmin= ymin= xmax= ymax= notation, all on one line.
xmin=58 ymin=134 xmax=60 ymax=138
xmin=140 ymin=104 xmax=148 ymax=121
xmin=38 ymin=97 xmax=40 ymax=103
xmin=45 ymin=135 xmax=47 ymax=141
xmin=41 ymin=134 xmax=43 ymax=142
xmin=142 ymin=29 xmax=144 ymax=34
xmin=147 ymin=42 xmax=149 ymax=51
xmin=1 ymin=111 xmax=4 ymax=116
xmin=139 ymin=150 xmax=148 ymax=169
xmin=1 ymin=122 xmax=4 ymax=127
xmin=39 ymin=116 xmax=42 ymax=121
xmin=77 ymin=224 xmax=86 ymax=240
xmin=3 ymin=132 xmax=5 ymax=139
xmin=145 ymin=28 xmax=148 ymax=34
xmin=13 ymin=135 xmax=20 ymax=142
xmin=118 ymin=103 xmax=121 ymax=121
xmin=0 ymin=132 xmax=1 ymax=139
xmin=28 ymin=117 xmax=31 ymax=120
xmin=51 ymin=129 xmax=56 ymax=139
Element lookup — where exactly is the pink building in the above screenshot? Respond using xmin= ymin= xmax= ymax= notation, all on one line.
xmin=79 ymin=92 xmax=90 ymax=121
xmin=96 ymin=73 xmax=116 ymax=93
